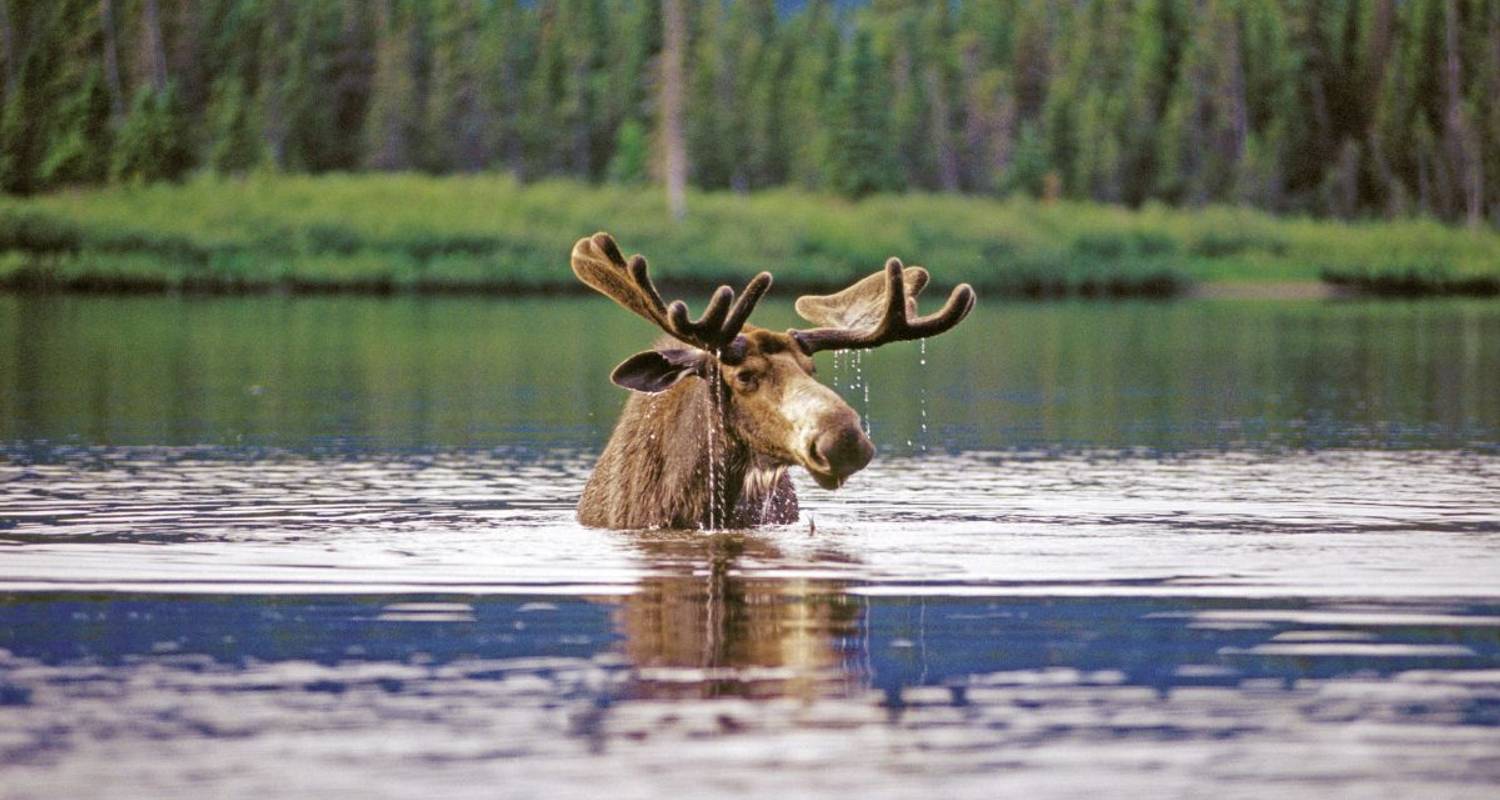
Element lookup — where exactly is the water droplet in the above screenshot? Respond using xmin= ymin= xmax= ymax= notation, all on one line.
xmin=918 ymin=338 xmax=928 ymax=452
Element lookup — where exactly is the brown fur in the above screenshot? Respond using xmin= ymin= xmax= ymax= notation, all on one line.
xmin=578 ymin=327 xmax=849 ymax=529
xmin=571 ymin=232 xmax=972 ymax=530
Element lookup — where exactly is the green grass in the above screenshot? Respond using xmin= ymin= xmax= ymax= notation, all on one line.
xmin=1 ymin=173 xmax=1498 ymax=297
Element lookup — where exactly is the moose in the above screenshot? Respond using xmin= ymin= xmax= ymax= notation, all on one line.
xmin=572 ymin=232 xmax=975 ymax=530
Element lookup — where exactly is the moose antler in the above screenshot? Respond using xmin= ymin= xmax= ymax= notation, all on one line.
xmin=571 ymin=232 xmax=772 ymax=361
xmin=790 ymin=257 xmax=976 ymax=353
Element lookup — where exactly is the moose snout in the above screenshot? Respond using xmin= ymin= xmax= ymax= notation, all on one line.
xmin=807 ymin=425 xmax=875 ymax=484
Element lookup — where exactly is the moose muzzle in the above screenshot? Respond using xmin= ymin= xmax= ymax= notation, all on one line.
xmin=805 ymin=424 xmax=875 ymax=489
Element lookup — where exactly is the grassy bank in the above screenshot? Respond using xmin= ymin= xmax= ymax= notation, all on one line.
xmin=1 ymin=174 xmax=1497 ymax=297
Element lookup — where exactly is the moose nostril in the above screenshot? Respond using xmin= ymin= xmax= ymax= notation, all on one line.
xmin=806 ymin=438 xmax=829 ymax=470
xmin=814 ymin=427 xmax=875 ymax=477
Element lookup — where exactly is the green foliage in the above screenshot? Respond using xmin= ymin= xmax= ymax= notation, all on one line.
xmin=0 ymin=0 xmax=1495 ymax=226
xmin=111 ymin=84 xmax=193 ymax=184
xmin=606 ymin=120 xmax=649 ymax=185
xmin=362 ymin=3 xmax=423 ymax=171
xmin=2 ymin=175 xmax=1498 ymax=296
xmin=40 ymin=68 xmax=113 ymax=186
xmin=205 ymin=76 xmax=262 ymax=175
xmin=827 ymin=29 xmax=901 ymax=199
xmin=1000 ymin=122 xmax=1050 ymax=198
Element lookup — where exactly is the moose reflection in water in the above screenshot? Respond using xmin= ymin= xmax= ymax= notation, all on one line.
xmin=605 ymin=532 xmax=865 ymax=701
xmin=571 ymin=233 xmax=976 ymax=529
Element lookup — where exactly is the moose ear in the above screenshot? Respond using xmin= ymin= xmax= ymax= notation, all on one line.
xmin=610 ymin=348 xmax=707 ymax=394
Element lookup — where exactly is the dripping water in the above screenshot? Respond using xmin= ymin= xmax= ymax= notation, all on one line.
xmin=759 ymin=466 xmax=781 ymax=523
xmin=919 ymin=338 xmax=929 ymax=452
xmin=854 ymin=351 xmax=869 ymax=435
xmin=705 ymin=352 xmax=720 ymax=530
xmin=834 ymin=350 xmax=852 ymax=510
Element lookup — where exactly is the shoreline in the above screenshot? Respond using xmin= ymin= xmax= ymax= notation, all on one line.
xmin=1 ymin=277 xmax=1495 ymax=301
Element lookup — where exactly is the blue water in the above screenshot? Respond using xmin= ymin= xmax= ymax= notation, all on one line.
xmin=2 ymin=296 xmax=1499 ymax=798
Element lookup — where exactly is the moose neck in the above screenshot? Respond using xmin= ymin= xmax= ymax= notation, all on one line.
xmin=578 ymin=371 xmax=755 ymax=530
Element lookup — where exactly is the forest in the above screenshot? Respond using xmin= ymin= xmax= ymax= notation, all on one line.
xmin=1 ymin=0 xmax=1496 ymax=228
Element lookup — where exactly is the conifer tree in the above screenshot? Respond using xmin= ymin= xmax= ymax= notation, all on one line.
xmin=0 ymin=0 xmax=1494 ymax=224
xmin=206 ymin=73 xmax=261 ymax=174
xmin=38 ymin=1 xmax=114 ymax=186
xmin=362 ymin=0 xmax=422 ymax=171
xmin=827 ymin=27 xmax=901 ymax=198
xmin=425 ymin=0 xmax=496 ymax=172
xmin=782 ymin=0 xmax=839 ymax=190
xmin=606 ymin=118 xmax=649 ymax=184
xmin=687 ymin=0 xmax=732 ymax=189
xmin=112 ymin=81 xmax=192 ymax=182
xmin=42 ymin=67 xmax=115 ymax=185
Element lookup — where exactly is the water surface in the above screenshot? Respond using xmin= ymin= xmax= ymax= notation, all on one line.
xmin=1 ymin=295 xmax=1498 ymax=798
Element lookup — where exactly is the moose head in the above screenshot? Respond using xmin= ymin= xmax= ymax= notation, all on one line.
xmin=572 ymin=232 xmax=975 ymax=530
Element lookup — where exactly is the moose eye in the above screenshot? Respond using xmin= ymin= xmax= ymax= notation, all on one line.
xmin=734 ymin=372 xmax=758 ymax=390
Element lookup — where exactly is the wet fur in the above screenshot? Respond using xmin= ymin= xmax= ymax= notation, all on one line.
xmin=577 ymin=370 xmax=799 ymax=529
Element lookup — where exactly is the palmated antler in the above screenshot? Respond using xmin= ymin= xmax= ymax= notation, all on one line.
xmin=571 ymin=232 xmax=772 ymax=361
xmin=790 ymin=257 xmax=975 ymax=353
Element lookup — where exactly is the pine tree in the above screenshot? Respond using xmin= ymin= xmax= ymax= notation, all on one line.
xmin=606 ymin=118 xmax=649 ymax=184
xmin=1118 ymin=0 xmax=1181 ymax=205
xmin=425 ymin=0 xmax=496 ymax=172
xmin=556 ymin=0 xmax=606 ymax=179
xmin=112 ymin=81 xmax=192 ymax=182
xmin=38 ymin=1 xmax=114 ymax=187
xmin=206 ymin=73 xmax=261 ymax=174
xmin=827 ymin=27 xmax=901 ymax=198
xmin=42 ymin=66 xmax=114 ymax=185
xmin=362 ymin=0 xmax=422 ymax=171
xmin=0 ymin=0 xmax=78 ymax=193
xmin=0 ymin=0 xmax=1493 ymax=224
xmin=744 ymin=28 xmax=790 ymax=188
xmin=783 ymin=0 xmax=840 ymax=190
xmin=601 ymin=0 xmax=656 ymax=171
xmin=520 ymin=1 xmax=564 ymax=178
xmin=1000 ymin=120 xmax=1050 ymax=198
xmin=686 ymin=0 xmax=732 ymax=189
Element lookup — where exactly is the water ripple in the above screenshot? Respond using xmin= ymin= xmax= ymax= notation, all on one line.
xmin=1 ymin=448 xmax=1497 ymax=598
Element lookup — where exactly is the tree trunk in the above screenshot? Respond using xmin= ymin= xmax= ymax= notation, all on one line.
xmin=0 ymin=0 xmax=18 ymax=101
xmin=927 ymin=66 xmax=960 ymax=192
xmin=141 ymin=0 xmax=168 ymax=92
xmin=1443 ymin=0 xmax=1482 ymax=227
xmin=1222 ymin=7 xmax=1248 ymax=167
xmin=99 ymin=0 xmax=126 ymax=120
xmin=1365 ymin=0 xmax=1395 ymax=98
xmin=661 ymin=0 xmax=687 ymax=220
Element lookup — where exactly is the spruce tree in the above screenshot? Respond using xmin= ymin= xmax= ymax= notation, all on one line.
xmin=111 ymin=82 xmax=192 ymax=183
xmin=606 ymin=118 xmax=649 ymax=184
xmin=362 ymin=0 xmax=422 ymax=171
xmin=783 ymin=0 xmax=839 ymax=190
xmin=42 ymin=66 xmax=115 ymax=186
xmin=827 ymin=27 xmax=900 ymax=198
xmin=206 ymin=73 xmax=261 ymax=174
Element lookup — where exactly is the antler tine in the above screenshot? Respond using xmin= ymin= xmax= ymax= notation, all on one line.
xmin=571 ymin=232 xmax=772 ymax=358
xmin=908 ymin=283 xmax=976 ymax=335
xmin=880 ymin=257 xmax=907 ymax=331
xmin=665 ymin=272 xmax=773 ymax=359
xmin=626 ymin=254 xmax=670 ymax=322
xmin=792 ymin=257 xmax=976 ymax=353
xmin=723 ymin=272 xmax=773 ymax=337
xmin=666 ymin=285 xmax=733 ymax=342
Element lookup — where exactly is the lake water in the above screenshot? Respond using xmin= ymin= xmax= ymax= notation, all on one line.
xmin=1 ymin=295 xmax=1498 ymax=799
